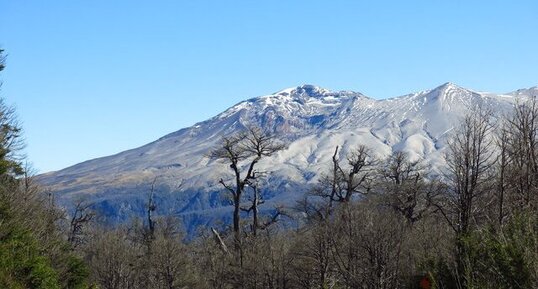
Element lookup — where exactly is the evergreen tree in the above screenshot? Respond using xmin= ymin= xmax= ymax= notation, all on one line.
xmin=0 ymin=48 xmax=90 ymax=289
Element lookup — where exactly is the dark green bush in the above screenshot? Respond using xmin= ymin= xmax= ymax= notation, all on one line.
xmin=0 ymin=226 xmax=60 ymax=289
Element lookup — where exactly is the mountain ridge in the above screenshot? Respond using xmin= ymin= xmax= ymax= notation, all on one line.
xmin=37 ymin=83 xmax=537 ymax=232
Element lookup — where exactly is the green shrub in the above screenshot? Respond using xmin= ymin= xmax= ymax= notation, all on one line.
xmin=0 ymin=227 xmax=61 ymax=289
xmin=463 ymin=213 xmax=537 ymax=289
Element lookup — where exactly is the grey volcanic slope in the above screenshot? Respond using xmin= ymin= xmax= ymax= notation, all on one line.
xmin=37 ymin=83 xmax=537 ymax=232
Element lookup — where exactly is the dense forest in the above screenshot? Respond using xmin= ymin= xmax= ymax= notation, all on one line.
xmin=0 ymin=49 xmax=537 ymax=289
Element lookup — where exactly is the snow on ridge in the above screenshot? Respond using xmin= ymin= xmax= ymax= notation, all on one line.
xmin=219 ymin=82 xmax=527 ymax=126
xmin=507 ymin=85 xmax=538 ymax=97
xmin=36 ymin=83 xmax=537 ymax=229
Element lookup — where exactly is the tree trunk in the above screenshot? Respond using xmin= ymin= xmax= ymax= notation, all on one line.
xmin=233 ymin=193 xmax=241 ymax=248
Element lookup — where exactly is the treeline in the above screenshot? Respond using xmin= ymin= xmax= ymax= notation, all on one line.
xmin=0 ymin=47 xmax=537 ymax=288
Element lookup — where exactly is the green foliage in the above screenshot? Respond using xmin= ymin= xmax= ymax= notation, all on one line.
xmin=0 ymin=98 xmax=24 ymax=177
xmin=0 ymin=177 xmax=90 ymax=289
xmin=0 ymin=226 xmax=60 ymax=289
xmin=0 ymin=179 xmax=90 ymax=289
xmin=63 ymin=256 xmax=91 ymax=289
xmin=462 ymin=213 xmax=538 ymax=289
xmin=0 ymin=238 xmax=91 ymax=289
xmin=0 ymin=49 xmax=23 ymax=177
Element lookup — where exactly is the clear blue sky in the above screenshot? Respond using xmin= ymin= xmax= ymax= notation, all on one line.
xmin=0 ymin=1 xmax=537 ymax=173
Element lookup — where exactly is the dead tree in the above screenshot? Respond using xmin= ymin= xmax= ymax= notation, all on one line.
xmin=240 ymin=174 xmax=285 ymax=236
xmin=67 ymin=200 xmax=94 ymax=248
xmin=240 ymin=172 xmax=264 ymax=236
xmin=314 ymin=145 xmax=376 ymax=216
xmin=339 ymin=145 xmax=376 ymax=202
xmin=210 ymin=126 xmax=285 ymax=249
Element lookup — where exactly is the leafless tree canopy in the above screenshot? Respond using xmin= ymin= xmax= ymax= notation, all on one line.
xmin=379 ymin=150 xmax=440 ymax=224
xmin=210 ymin=126 xmax=286 ymax=264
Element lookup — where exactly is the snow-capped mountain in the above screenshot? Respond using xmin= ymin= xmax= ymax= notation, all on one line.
xmin=37 ymin=83 xmax=536 ymax=233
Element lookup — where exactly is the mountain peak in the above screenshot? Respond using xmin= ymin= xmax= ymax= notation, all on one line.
xmin=274 ymin=84 xmax=330 ymax=98
xmin=415 ymin=82 xmax=478 ymax=106
xmin=433 ymin=82 xmax=474 ymax=94
xmin=434 ymin=82 xmax=467 ymax=92
xmin=509 ymin=85 xmax=538 ymax=96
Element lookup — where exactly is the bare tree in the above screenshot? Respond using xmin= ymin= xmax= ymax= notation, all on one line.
xmin=210 ymin=126 xmax=285 ymax=249
xmin=439 ymin=108 xmax=496 ymax=287
xmin=331 ymin=203 xmax=406 ymax=289
xmin=239 ymin=173 xmax=284 ymax=237
xmin=85 ymin=228 xmax=139 ymax=289
xmin=67 ymin=200 xmax=94 ymax=248
xmin=495 ymin=122 xmax=511 ymax=226
xmin=290 ymin=220 xmax=336 ymax=289
xmin=444 ymin=109 xmax=495 ymax=233
xmin=379 ymin=151 xmax=438 ymax=224
xmin=148 ymin=217 xmax=196 ymax=289
xmin=338 ymin=145 xmax=376 ymax=202
xmin=313 ymin=145 xmax=376 ymax=216
xmin=504 ymin=98 xmax=538 ymax=210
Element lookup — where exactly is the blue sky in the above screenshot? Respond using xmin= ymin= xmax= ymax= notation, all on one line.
xmin=0 ymin=1 xmax=537 ymax=173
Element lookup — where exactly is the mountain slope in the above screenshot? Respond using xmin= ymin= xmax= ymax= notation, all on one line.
xmin=37 ymin=83 xmax=536 ymax=232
